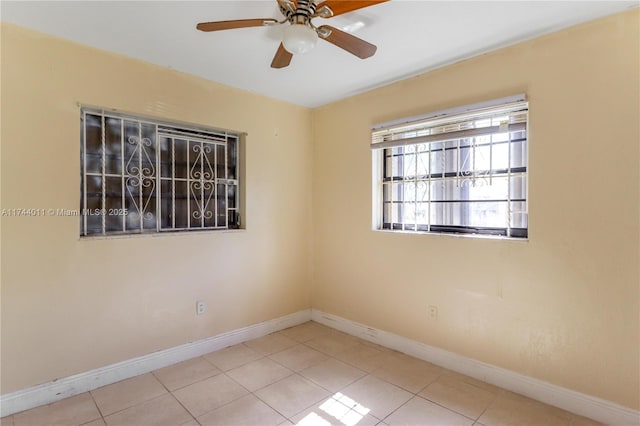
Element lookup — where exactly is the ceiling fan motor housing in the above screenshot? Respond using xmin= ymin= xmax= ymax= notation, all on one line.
xmin=280 ymin=0 xmax=317 ymax=24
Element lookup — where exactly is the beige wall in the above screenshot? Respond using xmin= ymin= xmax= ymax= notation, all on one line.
xmin=1 ymin=8 xmax=639 ymax=412
xmin=311 ymin=9 xmax=639 ymax=410
xmin=0 ymin=23 xmax=312 ymax=393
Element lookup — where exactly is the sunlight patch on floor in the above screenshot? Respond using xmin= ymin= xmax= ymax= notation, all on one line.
xmin=297 ymin=392 xmax=370 ymax=426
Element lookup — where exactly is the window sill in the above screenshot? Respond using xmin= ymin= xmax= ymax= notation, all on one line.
xmin=372 ymin=228 xmax=528 ymax=242
xmin=79 ymin=228 xmax=246 ymax=241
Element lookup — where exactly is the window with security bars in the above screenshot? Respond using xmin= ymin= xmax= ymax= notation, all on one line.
xmin=80 ymin=108 xmax=241 ymax=237
xmin=371 ymin=97 xmax=528 ymax=239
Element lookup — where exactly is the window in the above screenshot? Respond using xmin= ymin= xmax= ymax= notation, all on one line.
xmin=371 ymin=96 xmax=528 ymax=239
xmin=80 ymin=108 xmax=241 ymax=237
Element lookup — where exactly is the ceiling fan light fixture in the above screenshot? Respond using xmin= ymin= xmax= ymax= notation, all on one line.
xmin=282 ymin=24 xmax=318 ymax=55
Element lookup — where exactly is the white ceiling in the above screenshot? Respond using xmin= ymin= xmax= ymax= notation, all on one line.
xmin=2 ymin=1 xmax=637 ymax=107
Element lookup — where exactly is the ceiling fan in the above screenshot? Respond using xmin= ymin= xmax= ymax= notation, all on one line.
xmin=196 ymin=0 xmax=389 ymax=69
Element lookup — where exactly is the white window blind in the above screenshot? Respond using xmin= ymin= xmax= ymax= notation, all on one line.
xmin=371 ymin=96 xmax=529 ymax=238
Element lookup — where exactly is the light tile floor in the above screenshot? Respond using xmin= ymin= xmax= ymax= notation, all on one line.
xmin=2 ymin=321 xmax=604 ymax=426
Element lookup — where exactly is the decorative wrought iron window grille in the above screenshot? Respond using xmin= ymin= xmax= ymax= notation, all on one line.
xmin=80 ymin=108 xmax=241 ymax=237
xmin=371 ymin=96 xmax=528 ymax=239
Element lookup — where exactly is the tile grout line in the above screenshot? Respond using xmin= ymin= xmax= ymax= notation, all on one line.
xmin=172 ymin=324 xmax=597 ymax=424
xmin=97 ymin=390 xmax=171 ymax=422
xmin=375 ymin=392 xmax=415 ymax=425
xmin=165 ymin=340 xmax=302 ymax=422
xmin=471 ymin=387 xmax=503 ymax=424
xmin=8 ymin=322 xmax=605 ymax=426
xmin=295 ymin=340 xmax=370 ymax=392
xmin=186 ymin=354 xmax=307 ymax=424
xmin=282 ymin=374 xmax=378 ymax=426
xmin=296 ymin=334 xmax=407 ymax=424
xmin=179 ymin=371 xmax=254 ymax=421
xmin=151 ymin=370 xmax=201 ymax=426
xmin=152 ymin=356 xmax=223 ymax=392
xmin=276 ymin=343 xmax=383 ymax=425
xmin=371 ymin=370 xmax=441 ymax=425
xmin=413 ymin=393 xmax=478 ymax=423
xmin=248 ymin=389 xmax=291 ymax=424
xmin=409 ymin=368 xmax=488 ymax=423
xmin=246 ymin=371 xmax=330 ymax=424
xmin=298 ymin=332 xmax=491 ymax=425
xmin=86 ymin=390 xmax=106 ymax=425
xmin=222 ymin=334 xmax=371 ymax=425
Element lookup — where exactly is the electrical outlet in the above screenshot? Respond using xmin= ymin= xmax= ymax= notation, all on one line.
xmin=428 ymin=305 xmax=438 ymax=321
xmin=196 ymin=300 xmax=206 ymax=315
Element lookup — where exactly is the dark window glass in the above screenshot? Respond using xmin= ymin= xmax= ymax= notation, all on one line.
xmin=81 ymin=110 xmax=240 ymax=236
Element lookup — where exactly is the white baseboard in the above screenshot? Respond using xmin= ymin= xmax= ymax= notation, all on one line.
xmin=0 ymin=309 xmax=311 ymax=417
xmin=311 ymin=309 xmax=640 ymax=426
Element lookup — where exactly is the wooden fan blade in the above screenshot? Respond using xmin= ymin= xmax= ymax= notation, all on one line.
xmin=319 ymin=25 xmax=377 ymax=59
xmin=271 ymin=43 xmax=293 ymax=68
xmin=196 ymin=19 xmax=277 ymax=32
xmin=315 ymin=0 xmax=389 ymax=17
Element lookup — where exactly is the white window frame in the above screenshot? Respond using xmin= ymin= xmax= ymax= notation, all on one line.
xmin=371 ymin=95 xmax=529 ymax=239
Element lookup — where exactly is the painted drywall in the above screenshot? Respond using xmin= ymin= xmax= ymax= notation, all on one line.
xmin=2 ymin=8 xmax=639 ymax=413
xmin=0 ymin=23 xmax=312 ymax=393
xmin=311 ymin=9 xmax=639 ymax=410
